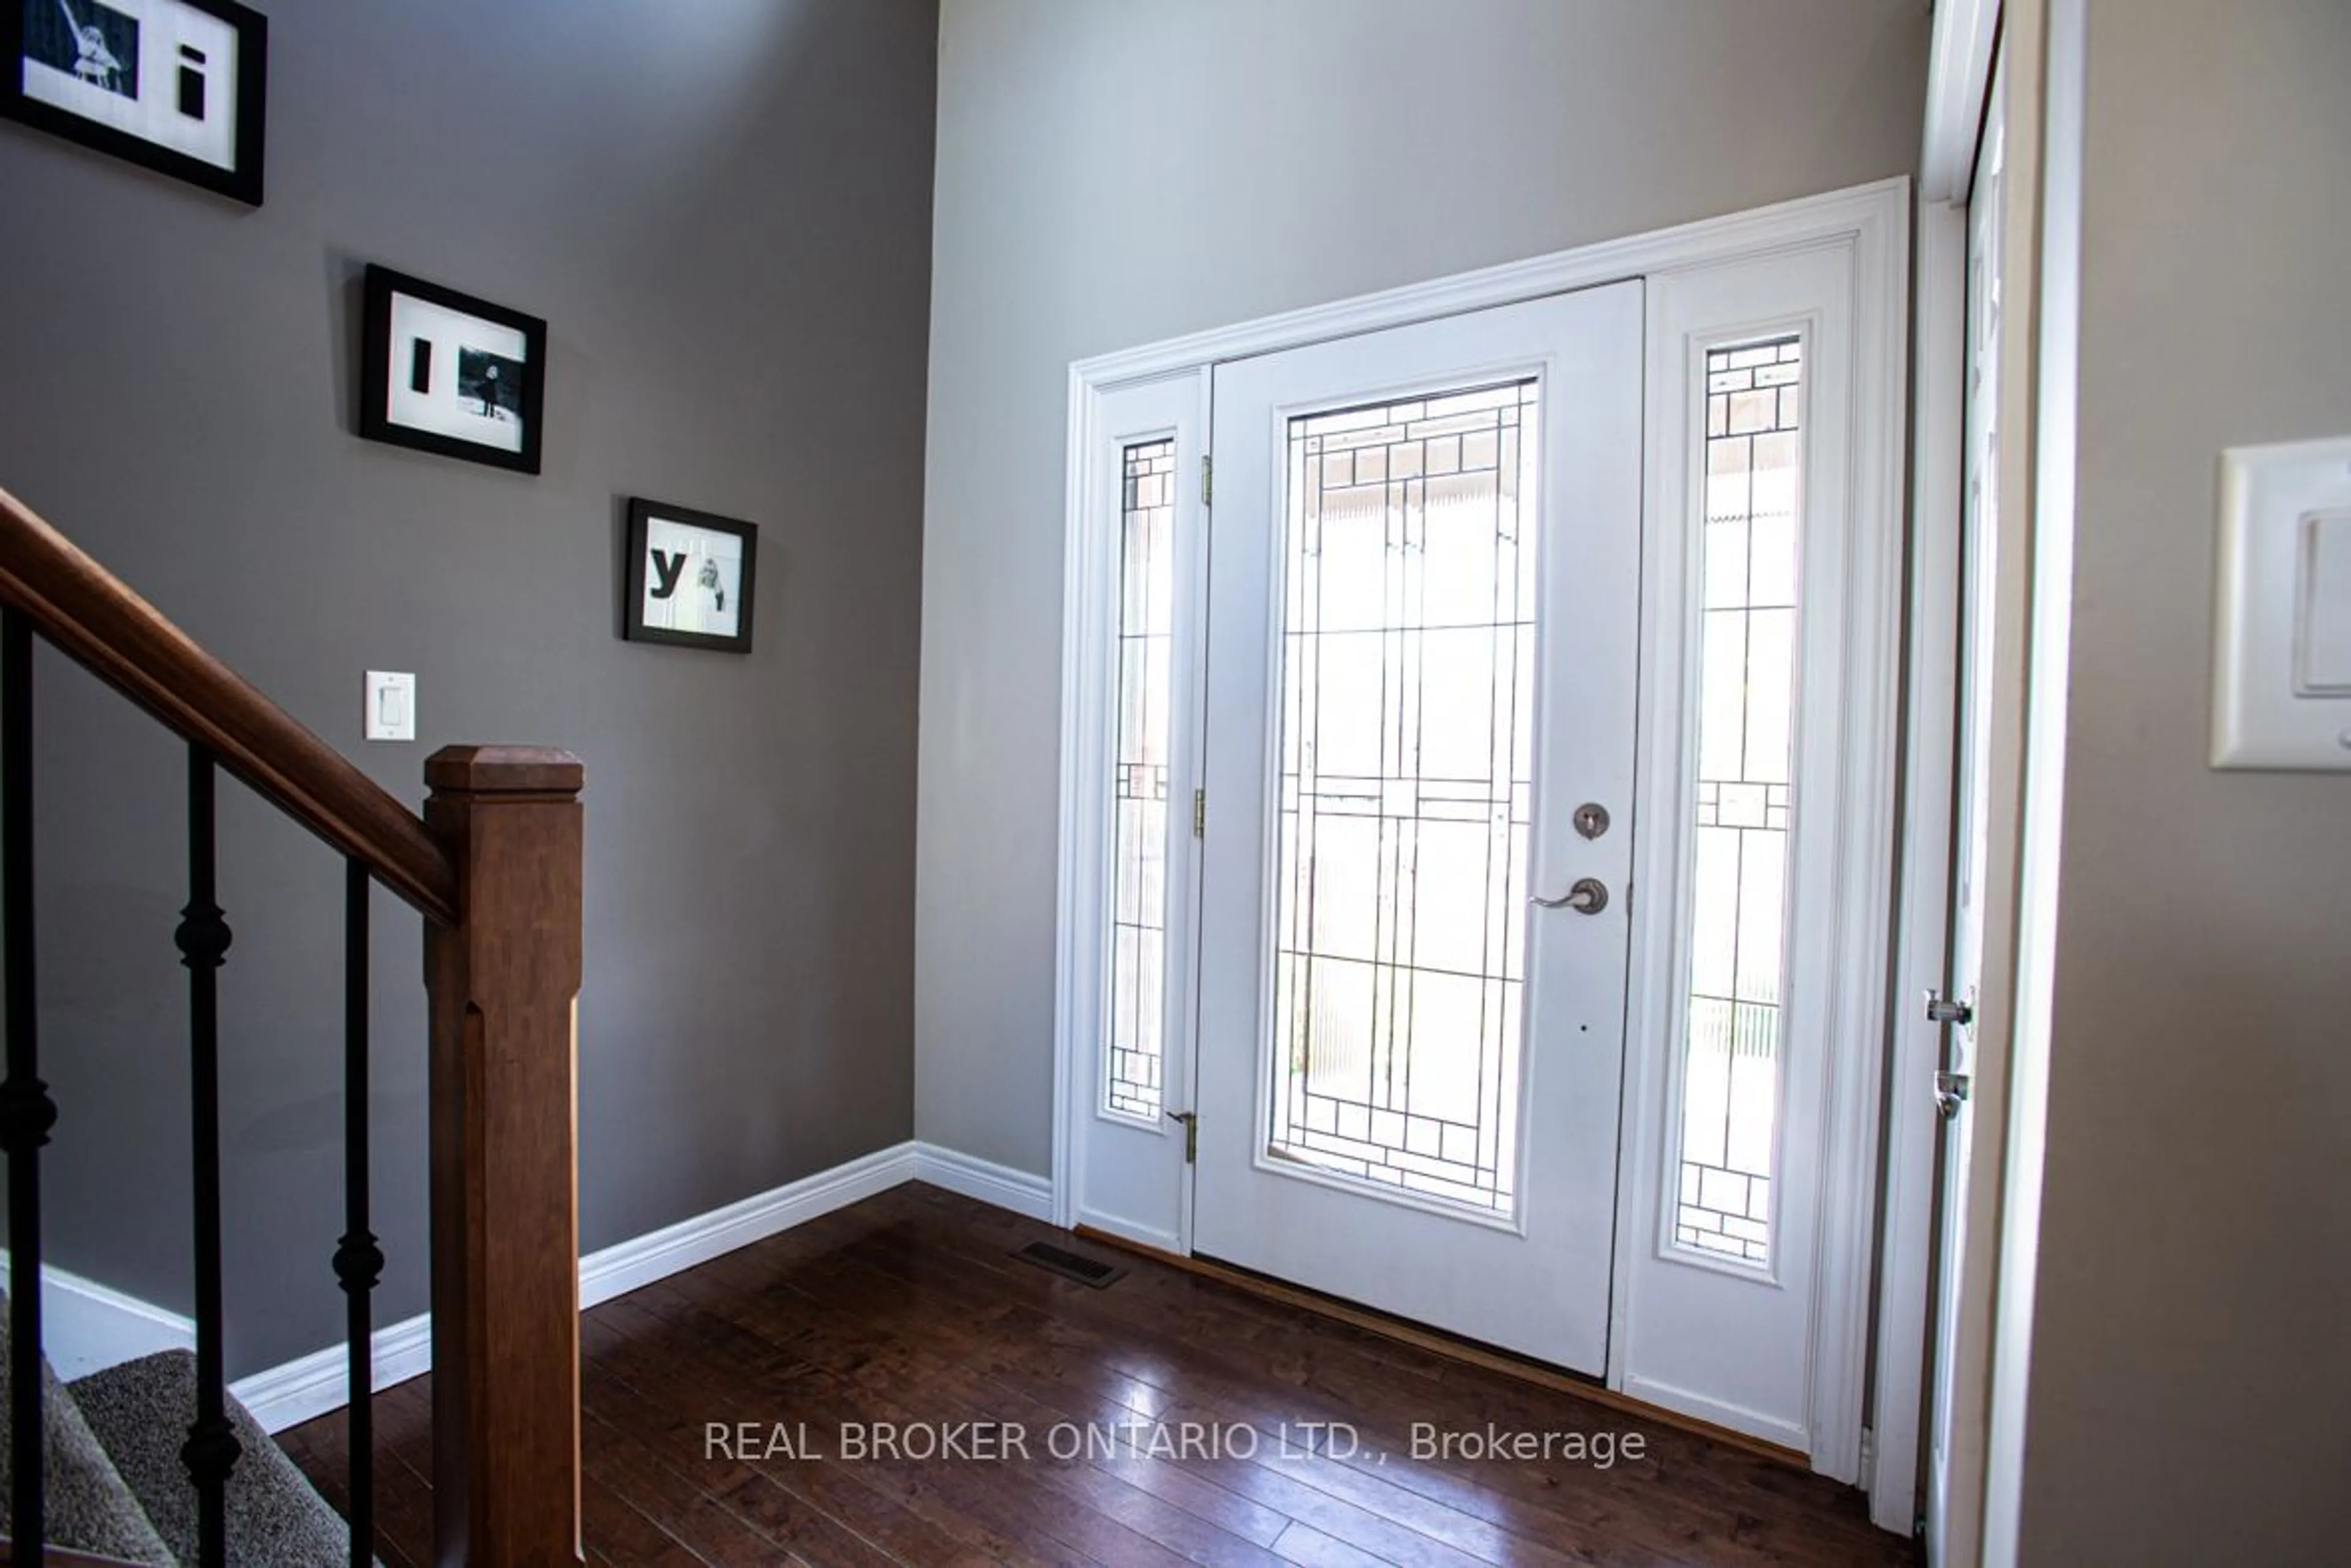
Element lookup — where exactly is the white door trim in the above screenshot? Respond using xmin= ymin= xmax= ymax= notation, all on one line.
xmin=1066 ymin=181 xmax=1911 ymax=392
xmin=1923 ymin=0 xmax=2003 ymax=204
xmin=1871 ymin=190 xmax=1968 ymax=1537
xmin=1054 ymin=178 xmax=1916 ymax=1488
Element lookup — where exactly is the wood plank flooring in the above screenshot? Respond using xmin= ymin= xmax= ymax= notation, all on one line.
xmin=283 ymin=1184 xmax=1917 ymax=1567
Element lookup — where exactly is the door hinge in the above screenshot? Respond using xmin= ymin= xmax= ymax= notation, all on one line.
xmin=1924 ymin=988 xmax=1974 ymax=1027
xmin=1193 ymin=788 xmax=1205 ymax=838
xmin=1167 ymin=1109 xmax=1198 ymax=1163
xmin=1201 ymin=454 xmax=1213 ymax=506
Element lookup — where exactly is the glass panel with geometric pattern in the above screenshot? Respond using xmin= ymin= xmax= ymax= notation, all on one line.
xmin=1267 ymin=381 xmax=1540 ymax=1214
xmin=1106 ymin=439 xmax=1176 ymax=1120
xmin=1674 ymin=337 xmax=1803 ymax=1268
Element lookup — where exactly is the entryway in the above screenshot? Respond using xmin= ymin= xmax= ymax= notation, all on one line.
xmin=1056 ymin=182 xmax=1912 ymax=1484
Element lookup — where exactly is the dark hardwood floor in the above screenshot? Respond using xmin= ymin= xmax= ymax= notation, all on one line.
xmin=283 ymin=1184 xmax=1917 ymax=1567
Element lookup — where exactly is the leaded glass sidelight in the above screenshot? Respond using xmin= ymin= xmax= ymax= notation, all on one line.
xmin=1106 ymin=440 xmax=1176 ymax=1120
xmin=1674 ymin=338 xmax=1803 ymax=1269
xmin=1266 ymin=381 xmax=1540 ymax=1214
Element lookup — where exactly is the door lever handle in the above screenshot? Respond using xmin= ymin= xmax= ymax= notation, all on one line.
xmin=1531 ymin=877 xmax=1608 ymax=915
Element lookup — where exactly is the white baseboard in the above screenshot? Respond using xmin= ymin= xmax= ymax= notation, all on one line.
xmin=0 ymin=1250 xmax=196 ymax=1382
xmin=580 ymin=1139 xmax=922 ymax=1311
xmin=230 ymin=1311 xmax=433 ymax=1435
xmin=231 ymin=1138 xmax=1046 ymax=1433
xmin=908 ymin=1143 xmax=1054 ymax=1222
xmin=30 ymin=1139 xmax=1049 ymax=1433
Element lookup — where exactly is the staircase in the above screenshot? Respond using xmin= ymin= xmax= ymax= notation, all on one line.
xmin=1 ymin=1315 xmax=365 ymax=1566
xmin=0 ymin=485 xmax=587 ymax=1567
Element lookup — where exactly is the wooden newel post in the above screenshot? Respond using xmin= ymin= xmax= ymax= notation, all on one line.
xmin=422 ymin=745 xmax=585 ymax=1568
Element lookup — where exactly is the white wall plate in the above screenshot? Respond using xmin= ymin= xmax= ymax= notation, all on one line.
xmin=2213 ymin=437 xmax=2351 ymax=769
xmin=364 ymin=670 xmax=416 ymax=742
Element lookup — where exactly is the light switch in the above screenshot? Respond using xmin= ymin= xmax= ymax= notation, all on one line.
xmin=364 ymin=671 xmax=415 ymax=742
xmin=2214 ymin=437 xmax=2351 ymax=768
xmin=2300 ymin=511 xmax=2351 ymax=695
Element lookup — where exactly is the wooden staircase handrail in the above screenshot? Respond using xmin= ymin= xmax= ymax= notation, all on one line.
xmin=0 ymin=486 xmax=457 ymax=925
xmin=0 ymin=488 xmax=583 ymax=1563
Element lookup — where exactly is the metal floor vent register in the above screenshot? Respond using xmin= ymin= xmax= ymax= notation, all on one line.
xmin=1013 ymin=1240 xmax=1127 ymax=1288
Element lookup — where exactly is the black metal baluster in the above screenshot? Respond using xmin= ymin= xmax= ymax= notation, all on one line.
xmin=334 ymin=859 xmax=380 ymax=1568
xmin=176 ymin=747 xmax=238 ymax=1568
xmin=2 ymin=610 xmax=56 ymax=1564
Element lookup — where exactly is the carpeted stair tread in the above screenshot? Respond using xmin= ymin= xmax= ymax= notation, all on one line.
xmin=0 ymin=1351 xmax=178 ymax=1566
xmin=0 ymin=1296 xmax=176 ymax=1566
xmin=69 ymin=1350 xmax=357 ymax=1568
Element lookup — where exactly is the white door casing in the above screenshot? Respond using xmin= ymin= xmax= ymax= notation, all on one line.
xmin=1928 ymin=56 xmax=2006 ymax=1562
xmin=1055 ymin=181 xmax=1913 ymax=1482
xmin=1192 ymin=283 xmax=1644 ymax=1376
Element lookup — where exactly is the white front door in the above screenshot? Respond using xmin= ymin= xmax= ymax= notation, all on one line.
xmin=1190 ymin=283 xmax=1643 ymax=1374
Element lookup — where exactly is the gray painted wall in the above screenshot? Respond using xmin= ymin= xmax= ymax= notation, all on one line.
xmin=0 ymin=0 xmax=937 ymax=1374
xmin=916 ymin=0 xmax=1930 ymax=1173
xmin=2019 ymin=4 xmax=2351 ymax=1560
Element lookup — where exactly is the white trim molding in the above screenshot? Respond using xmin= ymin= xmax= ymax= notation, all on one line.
xmin=228 ymin=1139 xmax=1049 ymax=1433
xmin=1983 ymin=0 xmax=2083 ymax=1558
xmin=578 ymin=1139 xmax=920 ymax=1310
xmin=0 ymin=1251 xmax=196 ymax=1382
xmin=910 ymin=1143 xmax=1055 ymax=1223
xmin=1923 ymin=0 xmax=2001 ymax=204
xmin=1870 ymin=190 xmax=1970 ymax=1537
xmin=231 ymin=1310 xmax=436 ymax=1436
xmin=1070 ymin=181 xmax=1913 ymax=396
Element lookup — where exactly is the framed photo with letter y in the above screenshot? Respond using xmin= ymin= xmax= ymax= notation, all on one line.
xmin=624 ymin=498 xmax=758 ymax=654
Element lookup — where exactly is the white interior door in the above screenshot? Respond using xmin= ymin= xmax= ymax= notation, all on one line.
xmin=1191 ymin=283 xmax=1643 ymax=1375
xmin=1929 ymin=56 xmax=2004 ymax=1560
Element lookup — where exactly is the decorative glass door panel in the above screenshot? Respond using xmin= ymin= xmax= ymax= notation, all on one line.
xmin=1673 ymin=339 xmax=1804 ymax=1269
xmin=1108 ymin=439 xmax=1176 ymax=1122
xmin=1269 ymin=384 xmax=1540 ymax=1214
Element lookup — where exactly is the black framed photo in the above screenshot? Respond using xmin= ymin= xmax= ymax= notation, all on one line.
xmin=623 ymin=498 xmax=758 ymax=654
xmin=359 ymin=264 xmax=547 ymax=475
xmin=2 ymin=0 xmax=266 ymax=205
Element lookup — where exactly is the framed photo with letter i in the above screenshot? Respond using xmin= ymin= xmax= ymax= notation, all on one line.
xmin=358 ymin=264 xmax=549 ymax=475
xmin=2 ymin=0 xmax=268 ymax=204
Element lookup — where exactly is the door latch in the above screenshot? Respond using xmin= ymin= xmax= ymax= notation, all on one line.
xmin=1934 ymin=1070 xmax=1971 ymax=1120
xmin=1166 ymin=1109 xmax=1197 ymax=1163
xmin=1924 ymin=988 xmax=1974 ymax=1027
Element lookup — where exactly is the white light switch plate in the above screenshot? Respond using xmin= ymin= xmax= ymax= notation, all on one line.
xmin=2214 ymin=437 xmax=2351 ymax=769
xmin=364 ymin=671 xmax=415 ymax=742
